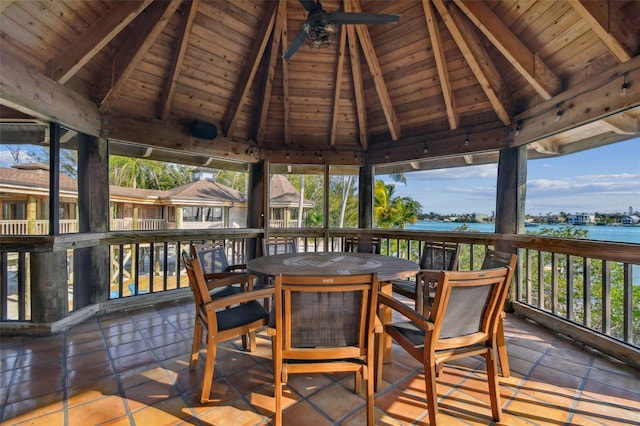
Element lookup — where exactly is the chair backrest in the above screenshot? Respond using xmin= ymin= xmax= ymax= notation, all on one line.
xmin=263 ymin=237 xmax=298 ymax=256
xmin=419 ymin=241 xmax=460 ymax=271
xmin=429 ymin=267 xmax=513 ymax=349
xmin=182 ymin=250 xmax=212 ymax=310
xmin=273 ymin=273 xmax=379 ymax=360
xmin=192 ymin=243 xmax=229 ymax=273
xmin=481 ymin=248 xmax=518 ymax=271
xmin=344 ymin=236 xmax=381 ymax=254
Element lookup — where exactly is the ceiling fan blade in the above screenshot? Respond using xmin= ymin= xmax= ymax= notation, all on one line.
xmin=283 ymin=25 xmax=309 ymax=60
xmin=328 ymin=12 xmax=400 ymax=25
xmin=299 ymin=0 xmax=317 ymax=12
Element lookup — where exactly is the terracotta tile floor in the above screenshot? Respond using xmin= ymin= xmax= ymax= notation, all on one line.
xmin=1 ymin=299 xmax=638 ymax=425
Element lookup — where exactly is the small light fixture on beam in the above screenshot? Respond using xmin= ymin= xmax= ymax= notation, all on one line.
xmin=621 ymin=73 xmax=630 ymax=97
xmin=423 ymin=143 xmax=428 ymax=154
xmin=515 ymin=120 xmax=523 ymax=136
xmin=555 ymin=103 xmax=564 ymax=121
xmin=354 ymin=151 xmax=358 ymax=161
xmin=464 ymin=134 xmax=469 ymax=146
xmin=385 ymin=151 xmax=390 ymax=160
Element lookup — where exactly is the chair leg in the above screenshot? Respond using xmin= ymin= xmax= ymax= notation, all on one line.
xmin=190 ymin=320 xmax=203 ymax=370
xmin=200 ymin=336 xmax=217 ymax=404
xmin=365 ymin=365 xmax=374 ymax=426
xmin=273 ymin=349 xmax=283 ymax=426
xmin=485 ymin=349 xmax=503 ymax=422
xmin=375 ymin=333 xmax=383 ymax=392
xmin=424 ymin=360 xmax=439 ymax=426
xmin=244 ymin=331 xmax=257 ymax=352
xmin=496 ymin=318 xmax=510 ymax=378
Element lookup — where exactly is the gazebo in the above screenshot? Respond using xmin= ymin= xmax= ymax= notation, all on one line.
xmin=0 ymin=1 xmax=639 ymax=424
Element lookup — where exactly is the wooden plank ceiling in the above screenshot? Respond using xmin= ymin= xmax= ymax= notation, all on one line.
xmin=0 ymin=0 xmax=639 ymax=172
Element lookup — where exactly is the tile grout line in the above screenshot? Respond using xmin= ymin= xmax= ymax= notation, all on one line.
xmin=0 ymin=338 xmax=24 ymax=423
xmin=98 ymin=312 xmax=136 ymax=425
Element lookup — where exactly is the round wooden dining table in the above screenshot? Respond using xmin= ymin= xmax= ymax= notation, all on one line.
xmin=246 ymin=252 xmax=419 ymax=282
xmin=247 ymin=251 xmax=419 ymax=374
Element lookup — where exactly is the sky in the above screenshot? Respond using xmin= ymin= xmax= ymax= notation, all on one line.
xmin=1 ymin=137 xmax=639 ymax=216
xmin=382 ymin=137 xmax=640 ymax=216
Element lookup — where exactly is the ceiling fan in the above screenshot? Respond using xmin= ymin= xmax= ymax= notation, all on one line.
xmin=283 ymin=0 xmax=400 ymax=60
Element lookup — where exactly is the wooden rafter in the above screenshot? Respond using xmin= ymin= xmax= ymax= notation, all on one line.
xmin=223 ymin=1 xmax=278 ymax=138
xmin=330 ymin=28 xmax=347 ymax=146
xmin=568 ymin=0 xmax=634 ymax=63
xmin=433 ymin=0 xmax=513 ymax=125
xmin=257 ymin=0 xmax=286 ymax=145
xmin=422 ymin=0 xmax=458 ymax=130
xmin=347 ymin=26 xmax=367 ymax=150
xmin=48 ymin=1 xmax=152 ymax=85
xmin=0 ymin=1 xmax=13 ymax=14
xmin=98 ymin=0 xmax=182 ymax=114
xmin=347 ymin=0 xmax=400 ymax=141
xmin=159 ymin=0 xmax=199 ymax=121
xmin=454 ymin=0 xmax=561 ymax=100
xmin=281 ymin=10 xmax=291 ymax=146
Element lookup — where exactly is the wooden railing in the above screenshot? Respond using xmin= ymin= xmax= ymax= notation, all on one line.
xmin=0 ymin=219 xmax=77 ymax=234
xmin=1 ymin=228 xmax=638 ymax=368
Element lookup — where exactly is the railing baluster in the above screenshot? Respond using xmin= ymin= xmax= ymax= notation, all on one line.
xmin=567 ymin=254 xmax=574 ymax=321
xmin=583 ymin=257 xmax=591 ymax=328
xmin=602 ymin=259 xmax=611 ymax=335
xmin=537 ymin=250 xmax=544 ymax=309
xmin=623 ymin=263 xmax=633 ymax=345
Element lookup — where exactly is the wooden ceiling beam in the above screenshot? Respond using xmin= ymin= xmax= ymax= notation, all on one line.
xmin=102 ymin=112 xmax=258 ymax=163
xmin=223 ymin=1 xmax=278 ymax=138
xmin=511 ymin=57 xmax=640 ymax=147
xmin=601 ymin=116 xmax=638 ymax=135
xmin=330 ymin=28 xmax=347 ymax=146
xmin=159 ymin=0 xmax=199 ymax=121
xmin=454 ymin=0 xmax=561 ymax=100
xmin=0 ymin=51 xmax=100 ymax=136
xmin=432 ymin=0 xmax=513 ymax=126
xmin=347 ymin=26 xmax=367 ymax=150
xmin=257 ymin=0 xmax=285 ymax=145
xmin=347 ymin=0 xmax=400 ymax=141
xmin=48 ymin=0 xmax=152 ymax=85
xmin=98 ymin=0 xmax=181 ymax=114
xmin=422 ymin=0 xmax=458 ymax=130
xmin=568 ymin=0 xmax=635 ymax=63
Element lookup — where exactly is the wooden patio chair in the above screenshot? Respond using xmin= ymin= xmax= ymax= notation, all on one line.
xmin=391 ymin=241 xmax=460 ymax=314
xmin=192 ymin=242 xmax=251 ymax=295
xmin=378 ymin=266 xmax=514 ymax=424
xmin=271 ymin=273 xmax=380 ymax=426
xmin=182 ymin=250 xmax=273 ymax=403
xmin=344 ymin=236 xmax=381 ymax=254
xmin=480 ymin=248 xmax=518 ymax=378
xmin=263 ymin=236 xmax=298 ymax=255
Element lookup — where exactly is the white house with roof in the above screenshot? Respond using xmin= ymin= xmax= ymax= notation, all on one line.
xmin=567 ymin=213 xmax=596 ymax=225
xmin=0 ymin=164 xmax=312 ymax=234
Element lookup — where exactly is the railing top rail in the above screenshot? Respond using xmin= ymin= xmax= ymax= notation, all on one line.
xmin=505 ymin=233 xmax=640 ymax=263
xmin=1 ymin=228 xmax=638 ymax=264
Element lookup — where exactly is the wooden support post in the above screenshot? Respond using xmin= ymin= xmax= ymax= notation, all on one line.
xmin=248 ymin=161 xmax=266 ymax=258
xmin=31 ymin=251 xmax=68 ymax=323
xmin=495 ymin=145 xmax=527 ymax=306
xmin=358 ymin=166 xmax=374 ymax=229
xmin=75 ymin=135 xmax=110 ymax=307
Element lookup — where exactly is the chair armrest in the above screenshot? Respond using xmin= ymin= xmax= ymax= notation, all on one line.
xmin=378 ymin=293 xmax=434 ymax=332
xmin=205 ymin=287 xmax=275 ymax=311
xmin=226 ymin=263 xmax=248 ymax=272
xmin=203 ymin=273 xmax=257 ymax=291
xmin=374 ymin=315 xmax=383 ymax=334
xmin=418 ymin=269 xmax=441 ymax=284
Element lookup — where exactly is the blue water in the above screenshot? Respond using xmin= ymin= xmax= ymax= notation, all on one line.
xmin=408 ymin=221 xmax=640 ymax=284
xmin=407 ymin=221 xmax=640 ymax=244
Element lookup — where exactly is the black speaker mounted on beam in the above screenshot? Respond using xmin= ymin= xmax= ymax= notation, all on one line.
xmin=191 ymin=120 xmax=217 ymax=140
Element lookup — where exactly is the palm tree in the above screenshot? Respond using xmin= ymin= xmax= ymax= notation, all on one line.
xmin=374 ymin=180 xmax=421 ymax=229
